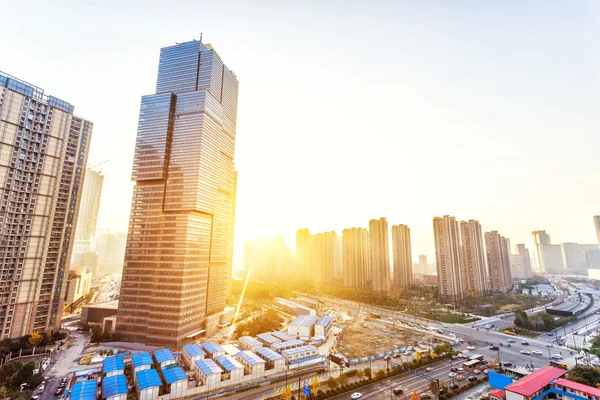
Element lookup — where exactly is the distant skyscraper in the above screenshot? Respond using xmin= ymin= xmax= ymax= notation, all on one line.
xmin=391 ymin=224 xmax=412 ymax=288
xmin=419 ymin=255 xmax=427 ymax=269
xmin=510 ymin=244 xmax=533 ymax=279
xmin=296 ymin=228 xmax=313 ymax=281
xmin=594 ymin=216 xmax=600 ymax=245
xmin=96 ymin=231 xmax=127 ymax=274
xmin=532 ymin=230 xmax=552 ymax=271
xmin=560 ymin=243 xmax=598 ymax=271
xmin=243 ymin=236 xmax=292 ymax=281
xmin=116 ymin=39 xmax=239 ymax=346
xmin=460 ymin=220 xmax=488 ymax=295
xmin=0 ymin=71 xmax=92 ymax=338
xmin=342 ymin=228 xmax=369 ymax=289
xmin=369 ymin=218 xmax=391 ymax=293
xmin=485 ymin=231 xmax=512 ymax=292
xmin=73 ymin=168 xmax=104 ymax=254
xmin=333 ymin=235 xmax=343 ymax=280
xmin=433 ymin=216 xmax=464 ymax=301
xmin=313 ymin=231 xmax=336 ymax=284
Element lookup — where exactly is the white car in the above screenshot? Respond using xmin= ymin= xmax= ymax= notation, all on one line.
xmin=484 ymin=324 xmax=491 ymax=329
xmin=351 ymin=394 xmax=363 ymax=399
xmin=532 ymin=350 xmax=543 ymax=355
xmin=545 ymin=343 xmax=552 ymax=347
xmin=552 ymin=354 xmax=563 ymax=360
xmin=426 ymin=367 xmax=433 ymax=372
xmin=520 ymin=350 xmax=531 ymax=355
xmin=458 ymin=353 xmax=467 ymax=359
xmin=466 ymin=346 xmax=475 ymax=350
xmin=449 ymin=372 xmax=456 ymax=378
xmin=457 ymin=368 xmax=465 ymax=373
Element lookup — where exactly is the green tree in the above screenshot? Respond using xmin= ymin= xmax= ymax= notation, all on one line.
xmin=27 ymin=332 xmax=43 ymax=348
xmin=364 ymin=367 xmax=372 ymax=379
xmin=374 ymin=369 xmax=386 ymax=380
xmin=356 ymin=369 xmax=364 ymax=380
xmin=326 ymin=376 xmax=338 ymax=389
xmin=90 ymin=325 xmax=103 ymax=343
xmin=337 ymin=373 xmax=348 ymax=386
xmin=567 ymin=366 xmax=600 ymax=387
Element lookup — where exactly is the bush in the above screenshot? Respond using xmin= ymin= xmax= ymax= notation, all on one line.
xmin=345 ymin=369 xmax=357 ymax=377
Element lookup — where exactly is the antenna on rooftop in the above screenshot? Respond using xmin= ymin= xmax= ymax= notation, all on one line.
xmin=200 ymin=32 xmax=203 ymax=42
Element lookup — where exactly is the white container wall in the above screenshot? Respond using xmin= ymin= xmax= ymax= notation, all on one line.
xmin=169 ymin=381 xmax=188 ymax=399
xmin=139 ymin=387 xmax=159 ymax=400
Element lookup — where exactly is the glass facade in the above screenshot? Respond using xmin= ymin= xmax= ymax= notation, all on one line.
xmin=116 ymin=39 xmax=239 ymax=347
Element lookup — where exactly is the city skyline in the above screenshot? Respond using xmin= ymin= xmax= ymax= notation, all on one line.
xmin=2 ymin=1 xmax=599 ymax=270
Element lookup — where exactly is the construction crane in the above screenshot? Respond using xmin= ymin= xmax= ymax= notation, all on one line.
xmin=88 ymin=159 xmax=110 ymax=170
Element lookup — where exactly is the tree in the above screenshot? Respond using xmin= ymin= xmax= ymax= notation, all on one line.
xmin=411 ymin=390 xmax=420 ymax=400
xmin=364 ymin=367 xmax=372 ymax=379
xmin=338 ymin=373 xmax=348 ymax=386
xmin=415 ymin=351 xmax=421 ymax=362
xmin=567 ymin=366 xmax=600 ymax=387
xmin=433 ymin=343 xmax=453 ymax=356
xmin=90 ymin=325 xmax=103 ymax=343
xmin=281 ymin=385 xmax=292 ymax=400
xmin=429 ymin=380 xmax=439 ymax=397
xmin=311 ymin=376 xmax=320 ymax=393
xmin=326 ymin=376 xmax=338 ymax=389
xmin=27 ymin=332 xmax=42 ymax=348
xmin=356 ymin=369 xmax=364 ymax=380
xmin=374 ymin=369 xmax=386 ymax=380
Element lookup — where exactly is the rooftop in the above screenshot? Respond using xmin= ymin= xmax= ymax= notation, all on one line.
xmin=70 ymin=381 xmax=97 ymax=400
xmin=489 ymin=389 xmax=505 ymax=398
xmin=505 ymin=366 xmax=566 ymax=396
xmin=257 ymin=333 xmax=280 ymax=344
xmin=297 ymin=297 xmax=319 ymax=306
xmin=102 ymin=374 xmax=127 ymax=398
xmin=183 ymin=344 xmax=206 ymax=358
xmin=215 ymin=355 xmax=243 ymax=371
xmin=196 ymin=358 xmax=222 ymax=376
xmin=282 ymin=345 xmax=317 ymax=356
xmin=132 ymin=352 xmax=153 ymax=368
xmin=162 ymin=366 xmax=187 ymax=384
xmin=222 ymin=343 xmax=240 ymax=356
xmin=554 ymin=378 xmax=600 ymax=397
xmin=255 ymin=347 xmax=283 ymax=362
xmin=103 ymin=355 xmax=124 ymax=374
xmin=272 ymin=339 xmax=305 ymax=351
xmin=271 ymin=331 xmax=294 ymax=341
xmin=202 ymin=341 xmax=224 ymax=354
xmin=136 ymin=369 xmax=161 ymax=390
xmin=289 ymin=354 xmax=321 ymax=365
xmin=239 ymin=336 xmax=262 ymax=348
xmin=316 ymin=316 xmax=335 ymax=327
xmin=153 ymin=349 xmax=175 ymax=364
xmin=274 ymin=297 xmax=314 ymax=313
xmin=289 ymin=315 xmax=318 ymax=328
xmin=237 ymin=350 xmax=266 ymax=366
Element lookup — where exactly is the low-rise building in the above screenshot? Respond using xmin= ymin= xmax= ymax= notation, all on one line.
xmin=70 ymin=380 xmax=97 ymax=400
xmin=314 ymin=316 xmax=335 ymax=338
xmin=162 ymin=366 xmax=188 ymax=398
xmin=271 ymin=339 xmax=305 ymax=353
xmin=256 ymin=333 xmax=281 ymax=347
xmin=239 ymin=336 xmax=263 ymax=352
xmin=553 ymin=378 xmax=600 ymax=399
xmin=287 ymin=315 xmax=318 ymax=339
xmin=195 ymin=359 xmax=222 ymax=388
xmin=182 ymin=344 xmax=206 ymax=369
xmin=271 ymin=331 xmax=295 ymax=342
xmin=222 ymin=344 xmax=241 ymax=356
xmin=202 ymin=341 xmax=225 ymax=359
xmin=132 ymin=352 xmax=153 ymax=374
xmin=295 ymin=297 xmax=320 ymax=311
xmin=153 ymin=349 xmax=176 ymax=369
xmin=103 ymin=355 xmax=124 ymax=378
xmin=504 ymin=366 xmax=566 ymax=400
xmin=281 ymin=345 xmax=318 ymax=364
xmin=236 ymin=350 xmax=266 ymax=378
xmin=254 ymin=347 xmax=285 ymax=371
xmin=136 ymin=369 xmax=161 ymax=400
xmin=215 ymin=355 xmax=244 ymax=384
xmin=102 ymin=374 xmax=127 ymax=400
xmin=274 ymin=297 xmax=316 ymax=316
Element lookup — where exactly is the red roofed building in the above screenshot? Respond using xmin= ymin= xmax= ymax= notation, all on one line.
xmin=489 ymin=389 xmax=506 ymax=400
xmin=553 ymin=378 xmax=600 ymax=399
xmin=505 ymin=366 xmax=567 ymax=400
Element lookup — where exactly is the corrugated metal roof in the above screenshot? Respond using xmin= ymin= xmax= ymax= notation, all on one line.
xmin=183 ymin=344 xmax=206 ymax=358
xmin=272 ymin=339 xmax=305 ymax=351
xmin=256 ymin=333 xmax=280 ymax=344
xmin=202 ymin=341 xmax=224 ymax=355
xmin=271 ymin=331 xmax=294 ymax=341
xmin=195 ymin=358 xmax=222 ymax=376
xmin=102 ymin=374 xmax=127 ymax=398
xmin=554 ymin=379 xmax=600 ymax=397
xmin=255 ymin=347 xmax=283 ymax=362
xmin=289 ymin=354 xmax=321 ymax=365
xmin=222 ymin=344 xmax=240 ymax=356
xmin=288 ymin=315 xmax=318 ymax=327
xmin=215 ymin=355 xmax=243 ymax=372
xmin=239 ymin=336 xmax=262 ymax=348
xmin=316 ymin=316 xmax=335 ymax=327
xmin=297 ymin=297 xmax=318 ymax=306
xmin=103 ymin=355 xmax=124 ymax=374
xmin=274 ymin=297 xmax=315 ymax=313
xmin=505 ymin=366 xmax=566 ymax=396
xmin=153 ymin=349 xmax=175 ymax=364
xmin=162 ymin=366 xmax=187 ymax=384
xmin=282 ymin=345 xmax=317 ymax=356
xmin=237 ymin=351 xmax=265 ymax=366
xmin=70 ymin=380 xmax=97 ymax=400
xmin=136 ymin=369 xmax=161 ymax=390
xmin=132 ymin=352 xmax=153 ymax=368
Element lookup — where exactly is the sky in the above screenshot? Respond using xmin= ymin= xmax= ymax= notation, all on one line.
xmin=1 ymin=0 xmax=599 ymax=268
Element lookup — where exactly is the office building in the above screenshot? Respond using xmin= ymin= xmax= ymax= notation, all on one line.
xmin=587 ymin=250 xmax=600 ymax=279
xmin=485 ymin=231 xmax=512 ymax=292
xmin=369 ymin=218 xmax=391 ymax=293
xmin=243 ymin=236 xmax=292 ymax=281
xmin=459 ymin=220 xmax=487 ymax=295
xmin=296 ymin=228 xmax=312 ymax=281
xmin=342 ymin=227 xmax=369 ymax=289
xmin=433 ymin=216 xmax=464 ymax=301
xmin=391 ymin=224 xmax=412 ymax=288
xmin=560 ymin=243 xmax=598 ymax=271
xmin=509 ymin=244 xmax=533 ymax=279
xmin=313 ymin=231 xmax=336 ymax=284
xmin=96 ymin=230 xmax=127 ymax=274
xmin=116 ymin=39 xmax=239 ymax=346
xmin=73 ymin=168 xmax=104 ymax=254
xmin=0 ymin=71 xmax=92 ymax=338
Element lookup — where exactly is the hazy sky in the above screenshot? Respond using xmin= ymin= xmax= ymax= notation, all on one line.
xmin=2 ymin=0 xmax=599 ymax=268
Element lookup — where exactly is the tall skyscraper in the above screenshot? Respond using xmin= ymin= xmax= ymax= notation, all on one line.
xmin=116 ymin=39 xmax=239 ymax=346
xmin=369 ymin=218 xmax=391 ymax=293
xmin=459 ymin=220 xmax=487 ymax=295
xmin=73 ymin=167 xmax=104 ymax=254
xmin=485 ymin=231 xmax=513 ymax=292
xmin=594 ymin=216 xmax=600 ymax=245
xmin=510 ymin=244 xmax=533 ymax=278
xmin=0 ymin=71 xmax=92 ymax=338
xmin=342 ymin=228 xmax=369 ymax=289
xmin=433 ymin=216 xmax=464 ymax=301
xmin=333 ymin=235 xmax=343 ymax=280
xmin=313 ymin=231 xmax=336 ymax=284
xmin=391 ymin=224 xmax=412 ymax=288
xmin=296 ymin=228 xmax=313 ymax=281
xmin=532 ymin=230 xmax=552 ymax=271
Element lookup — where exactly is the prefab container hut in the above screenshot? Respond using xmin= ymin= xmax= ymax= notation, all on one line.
xmin=281 ymin=345 xmax=318 ymax=364
xmin=214 ymin=355 xmax=244 ymax=385
xmin=314 ymin=316 xmax=335 ymax=339
xmin=254 ymin=347 xmax=285 ymax=371
xmin=102 ymin=374 xmax=127 ymax=400
xmin=182 ymin=344 xmax=205 ymax=369
xmin=238 ymin=336 xmax=263 ymax=352
xmin=103 ymin=355 xmax=124 ymax=378
xmin=222 ymin=344 xmax=240 ymax=356
xmin=271 ymin=339 xmax=305 ymax=353
xmin=271 ymin=331 xmax=294 ymax=342
xmin=286 ymin=315 xmax=318 ymax=339
xmin=195 ymin=358 xmax=222 ymax=388
xmin=162 ymin=366 xmax=188 ymax=399
xmin=136 ymin=369 xmax=161 ymax=400
xmin=235 ymin=351 xmax=266 ymax=379
xmin=201 ymin=341 xmax=225 ymax=359
xmin=70 ymin=380 xmax=97 ymax=400
xmin=132 ymin=352 xmax=153 ymax=374
xmin=153 ymin=349 xmax=176 ymax=369
xmin=256 ymin=333 xmax=280 ymax=347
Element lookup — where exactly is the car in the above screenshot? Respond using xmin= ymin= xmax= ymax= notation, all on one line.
xmin=393 ymin=354 xmax=401 ymax=358
xmin=468 ymin=376 xmax=477 ymax=381
xmin=420 ymin=393 xmax=432 ymax=400
xmin=450 ymin=355 xmax=457 ymax=360
xmin=384 ymin=355 xmax=391 ymax=361
xmin=448 ymin=372 xmax=456 ymax=378
xmin=548 ymin=332 xmax=554 ymax=336
xmin=457 ymin=368 xmax=465 ymax=373
xmin=483 ymin=369 xmax=489 ymax=374
xmin=457 ymin=338 xmax=464 ymax=343
xmin=522 ymin=341 xmax=530 ymax=345
xmin=58 ymin=383 xmax=65 ymax=389
xmin=507 ymin=339 xmax=515 ymax=343
xmin=351 ymin=393 xmax=363 ymax=399
xmin=31 ymin=396 xmax=40 ymax=400
xmin=532 ymin=350 xmax=543 ymax=355
xmin=592 ymin=360 xmax=600 ymax=367
xmin=489 ymin=345 xmax=499 ymax=351
xmin=545 ymin=343 xmax=552 ymax=347
xmin=466 ymin=346 xmax=475 ymax=350
xmin=520 ymin=350 xmax=531 ymax=355
xmin=484 ymin=324 xmax=491 ymax=329
xmin=425 ymin=367 xmax=433 ymax=372
xmin=503 ymin=362 xmax=513 ymax=367
xmin=54 ymin=388 xmax=64 ymax=396
xmin=473 ymin=369 xmax=481 ymax=374
xmin=551 ymin=354 xmax=563 ymax=359
xmin=450 ymin=367 xmax=458 ymax=372
xmin=456 ymin=375 xmax=465 ymax=381
xmin=393 ymin=387 xmax=404 ymax=395
xmin=450 ymin=383 xmax=459 ymax=389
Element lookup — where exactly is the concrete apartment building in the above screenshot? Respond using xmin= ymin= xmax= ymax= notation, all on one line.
xmin=433 ymin=216 xmax=464 ymax=301
xmin=485 ymin=231 xmax=513 ymax=292
xmin=369 ymin=218 xmax=391 ymax=293
xmin=312 ymin=231 xmax=336 ymax=284
xmin=509 ymin=244 xmax=533 ymax=279
xmin=296 ymin=228 xmax=313 ymax=281
xmin=342 ymin=227 xmax=369 ymax=289
xmin=460 ymin=220 xmax=488 ymax=295
xmin=391 ymin=224 xmax=412 ymax=289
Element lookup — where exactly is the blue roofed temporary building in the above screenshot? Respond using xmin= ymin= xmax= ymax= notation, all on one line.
xmin=271 ymin=339 xmax=305 ymax=353
xmin=132 ymin=352 xmax=153 ymax=373
xmin=201 ymin=341 xmax=225 ymax=359
xmin=239 ymin=336 xmax=263 ymax=352
xmin=103 ymin=355 xmax=124 ymax=378
xmin=254 ymin=347 xmax=285 ymax=371
xmin=194 ymin=358 xmax=222 ymax=387
xmin=102 ymin=374 xmax=127 ymax=400
xmin=287 ymin=315 xmax=318 ymax=339
xmin=162 ymin=366 xmax=188 ymax=398
xmin=282 ymin=345 xmax=319 ymax=366
xmin=256 ymin=333 xmax=280 ymax=347
xmin=153 ymin=349 xmax=175 ymax=368
xmin=235 ymin=350 xmax=266 ymax=378
xmin=70 ymin=380 xmax=97 ymax=400
xmin=271 ymin=331 xmax=294 ymax=342
xmin=314 ymin=315 xmax=335 ymax=338
xmin=136 ymin=369 xmax=161 ymax=400
xmin=215 ymin=355 xmax=244 ymax=384
xmin=182 ymin=344 xmax=205 ymax=369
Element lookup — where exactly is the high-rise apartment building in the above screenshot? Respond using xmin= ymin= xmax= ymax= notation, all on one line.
xmin=391 ymin=224 xmax=412 ymax=288
xmin=333 ymin=235 xmax=343 ymax=280
xmin=116 ymin=39 xmax=239 ymax=346
xmin=459 ymin=220 xmax=487 ymax=295
xmin=73 ymin=168 xmax=103 ymax=254
xmin=485 ymin=231 xmax=512 ymax=292
xmin=96 ymin=230 xmax=127 ymax=274
xmin=594 ymin=216 xmax=600 ymax=245
xmin=243 ymin=236 xmax=292 ymax=281
xmin=433 ymin=216 xmax=464 ymax=301
xmin=313 ymin=231 xmax=336 ymax=284
xmin=342 ymin=228 xmax=369 ymax=289
xmin=296 ymin=228 xmax=313 ymax=281
xmin=369 ymin=218 xmax=391 ymax=293
xmin=0 ymin=72 xmax=92 ymax=338
xmin=510 ymin=244 xmax=533 ymax=279
xmin=532 ymin=230 xmax=552 ymax=272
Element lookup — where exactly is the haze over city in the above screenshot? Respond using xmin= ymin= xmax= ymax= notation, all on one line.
xmin=2 ymin=0 xmax=599 ymax=268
